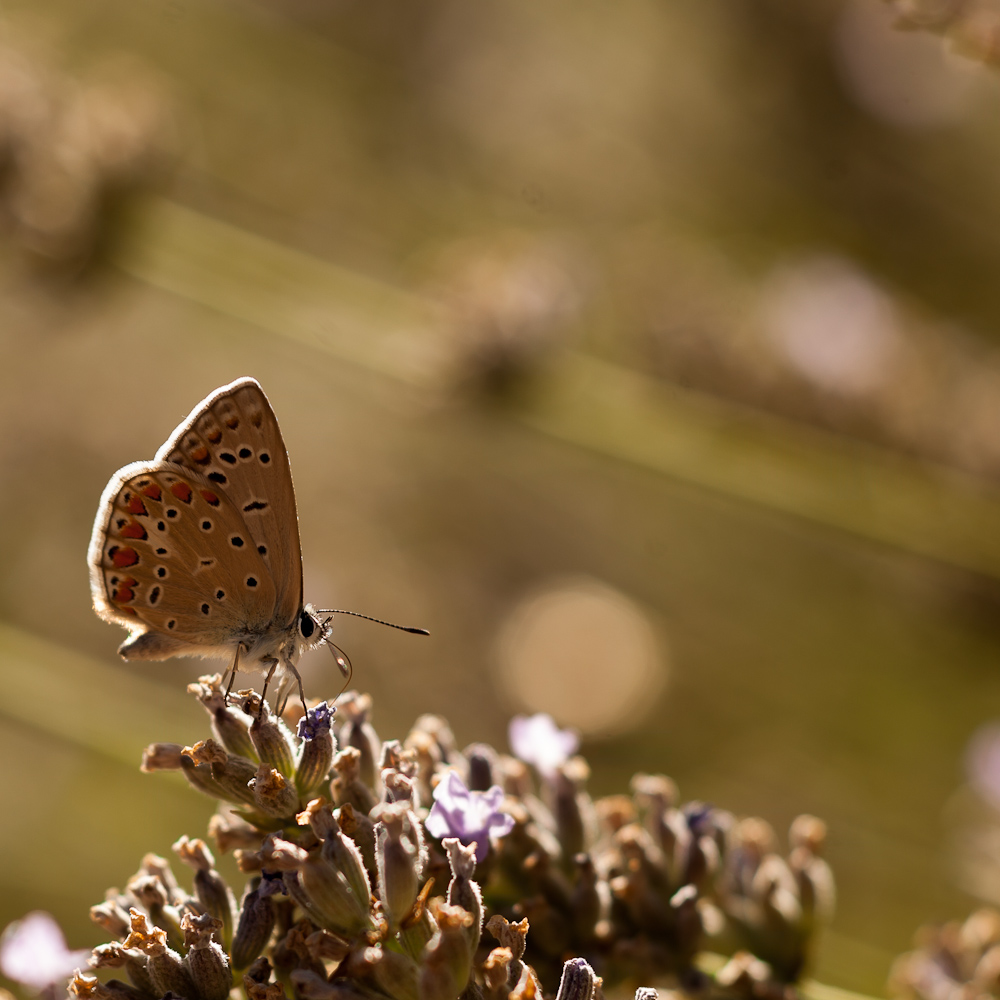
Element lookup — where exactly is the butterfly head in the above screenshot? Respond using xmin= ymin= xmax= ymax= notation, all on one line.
xmin=299 ymin=604 xmax=330 ymax=649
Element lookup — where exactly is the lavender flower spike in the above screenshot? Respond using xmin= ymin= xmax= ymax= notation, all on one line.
xmin=0 ymin=912 xmax=90 ymax=992
xmin=425 ymin=771 xmax=514 ymax=862
xmin=508 ymin=713 xmax=579 ymax=777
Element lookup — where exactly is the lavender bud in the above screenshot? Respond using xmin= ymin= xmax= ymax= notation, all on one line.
xmin=445 ymin=839 xmax=483 ymax=954
xmin=419 ymin=901 xmax=474 ymax=1000
xmin=366 ymin=944 xmax=421 ymax=1000
xmin=173 ymin=836 xmax=236 ymax=947
xmin=391 ymin=881 xmax=435 ymax=962
xmin=331 ymin=748 xmax=378 ymax=813
xmin=550 ymin=758 xmax=595 ymax=859
xmin=88 ymin=943 xmax=154 ymax=996
xmin=554 ymin=958 xmax=599 ymax=1000
xmin=485 ymin=916 xmax=528 ymax=990
xmin=336 ymin=803 xmax=378 ymax=876
xmin=335 ymin=691 xmax=381 ymax=789
xmin=188 ymin=675 xmax=258 ymax=761
xmin=186 ymin=741 xmax=257 ymax=806
xmin=231 ymin=880 xmax=276 ymax=971
xmin=570 ymin=854 xmax=603 ymax=943
xmin=464 ymin=743 xmax=498 ymax=792
xmin=90 ymin=899 xmax=132 ymax=939
xmin=250 ymin=764 xmax=300 ymax=817
xmin=181 ymin=913 xmax=233 ymax=1000
xmin=70 ymin=974 xmax=152 ymax=1000
xmin=296 ymin=702 xmax=336 ymax=797
xmin=482 ymin=948 xmax=513 ymax=1000
xmin=246 ymin=701 xmax=297 ymax=779
xmin=302 ymin=801 xmax=374 ymax=915
xmin=374 ymin=801 xmax=423 ymax=927
xmin=123 ymin=911 xmax=195 ymax=999
xmin=208 ymin=811 xmax=263 ymax=854
xmin=140 ymin=743 xmax=185 ymax=772
xmin=383 ymin=769 xmax=416 ymax=806
xmin=299 ymin=854 xmax=373 ymax=935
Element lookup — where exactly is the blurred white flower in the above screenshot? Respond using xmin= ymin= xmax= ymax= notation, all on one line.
xmin=508 ymin=712 xmax=579 ymax=776
xmin=0 ymin=912 xmax=88 ymax=993
xmin=760 ymin=255 xmax=900 ymax=397
xmin=966 ymin=723 xmax=1000 ymax=812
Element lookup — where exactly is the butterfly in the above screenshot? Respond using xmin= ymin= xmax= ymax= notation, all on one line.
xmin=88 ymin=377 xmax=426 ymax=710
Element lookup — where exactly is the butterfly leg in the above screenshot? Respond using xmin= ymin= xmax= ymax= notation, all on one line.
xmin=280 ymin=653 xmax=308 ymax=718
xmin=223 ymin=644 xmax=243 ymax=702
xmin=259 ymin=656 xmax=279 ymax=720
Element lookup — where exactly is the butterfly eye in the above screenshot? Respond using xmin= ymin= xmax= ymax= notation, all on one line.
xmin=299 ymin=611 xmax=315 ymax=639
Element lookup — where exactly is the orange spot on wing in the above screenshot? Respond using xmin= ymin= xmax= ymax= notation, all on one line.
xmin=127 ymin=495 xmax=148 ymax=515
xmin=119 ymin=606 xmax=137 ymax=617
xmin=113 ymin=586 xmax=135 ymax=603
xmin=121 ymin=576 xmax=138 ymax=587
xmin=199 ymin=489 xmax=220 ymax=506
xmin=111 ymin=546 xmax=139 ymax=568
xmin=120 ymin=520 xmax=147 ymax=540
xmin=207 ymin=429 xmax=222 ymax=444
xmin=170 ymin=481 xmax=193 ymax=503
xmin=225 ymin=416 xmax=239 ymax=429
xmin=191 ymin=446 xmax=210 ymax=464
xmin=142 ymin=484 xmax=162 ymax=501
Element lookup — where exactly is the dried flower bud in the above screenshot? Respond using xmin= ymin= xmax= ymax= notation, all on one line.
xmin=207 ymin=810 xmax=262 ymax=854
xmin=374 ymin=801 xmax=425 ymax=927
xmin=419 ymin=901 xmax=473 ymax=1000
xmin=90 ymin=900 xmax=132 ymax=940
xmin=173 ymin=836 xmax=236 ymax=947
xmin=181 ymin=912 xmax=232 ymax=1000
xmin=70 ymin=973 xmax=150 ymax=1000
xmin=483 ymin=947 xmax=513 ymax=1000
xmin=88 ymin=942 xmax=154 ymax=996
xmin=189 ymin=675 xmax=258 ymax=761
xmin=465 ymin=743 xmax=499 ymax=792
xmin=231 ymin=880 xmax=277 ymax=971
xmin=244 ymin=703 xmax=297 ymax=779
xmin=383 ymin=768 xmax=417 ymax=806
xmin=331 ymin=748 xmax=378 ymax=813
xmin=195 ymin=746 xmax=257 ymax=807
xmin=140 ymin=743 xmax=184 ymax=772
xmin=367 ymin=943 xmax=421 ymax=1000
xmin=335 ymin=691 xmax=381 ymax=789
xmin=337 ymin=802 xmax=378 ymax=875
xmin=444 ymin=839 xmax=482 ymax=954
xmin=123 ymin=910 xmax=195 ymax=998
xmin=246 ymin=764 xmax=296 ymax=817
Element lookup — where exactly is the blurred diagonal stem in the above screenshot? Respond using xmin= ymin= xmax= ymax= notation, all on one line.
xmin=114 ymin=197 xmax=1000 ymax=582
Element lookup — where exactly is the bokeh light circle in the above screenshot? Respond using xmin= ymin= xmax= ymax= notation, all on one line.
xmin=494 ymin=576 xmax=667 ymax=737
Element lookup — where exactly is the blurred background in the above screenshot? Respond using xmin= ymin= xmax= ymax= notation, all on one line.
xmin=5 ymin=0 xmax=1000 ymax=995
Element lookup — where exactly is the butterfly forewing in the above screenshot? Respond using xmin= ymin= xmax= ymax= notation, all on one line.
xmin=154 ymin=378 xmax=304 ymax=627
xmin=90 ymin=463 xmax=277 ymax=648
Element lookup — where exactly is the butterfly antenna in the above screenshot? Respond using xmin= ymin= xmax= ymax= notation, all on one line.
xmin=316 ymin=610 xmax=430 ymax=635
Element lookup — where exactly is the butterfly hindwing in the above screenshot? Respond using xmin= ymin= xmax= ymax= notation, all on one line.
xmin=88 ymin=461 xmax=277 ymax=653
xmin=154 ymin=378 xmax=303 ymax=628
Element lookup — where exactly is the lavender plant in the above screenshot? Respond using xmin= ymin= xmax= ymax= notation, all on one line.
xmin=21 ymin=676 xmax=832 ymax=1000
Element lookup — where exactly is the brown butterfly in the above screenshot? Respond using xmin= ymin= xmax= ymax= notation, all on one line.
xmin=88 ymin=377 xmax=426 ymax=708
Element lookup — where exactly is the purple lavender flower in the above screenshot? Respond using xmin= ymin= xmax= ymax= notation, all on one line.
xmin=297 ymin=701 xmax=334 ymax=741
xmin=425 ymin=770 xmax=514 ymax=862
xmin=0 ymin=912 xmax=89 ymax=992
xmin=508 ymin=713 xmax=579 ymax=777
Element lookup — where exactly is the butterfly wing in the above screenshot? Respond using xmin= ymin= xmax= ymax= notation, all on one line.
xmin=154 ymin=377 xmax=304 ymax=628
xmin=88 ymin=461 xmax=278 ymax=658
